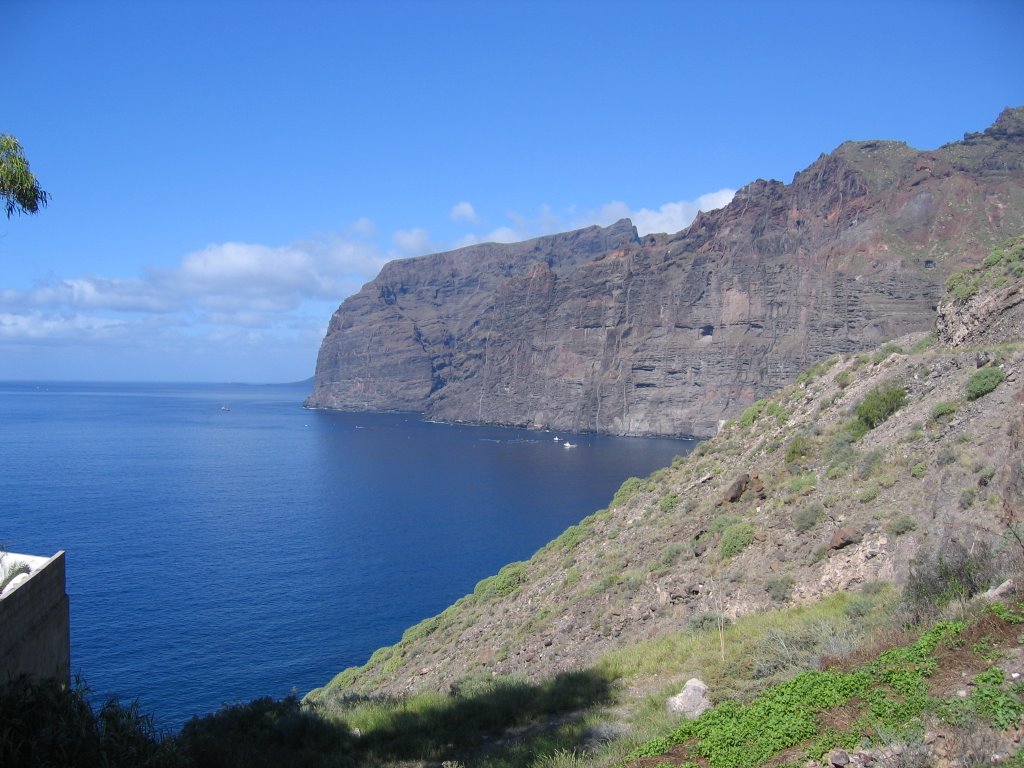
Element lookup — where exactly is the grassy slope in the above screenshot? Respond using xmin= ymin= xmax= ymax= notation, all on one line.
xmin=311 ymin=259 xmax=1023 ymax=700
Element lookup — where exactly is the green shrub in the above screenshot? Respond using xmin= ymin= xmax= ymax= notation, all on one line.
xmin=930 ymin=400 xmax=958 ymax=420
xmin=553 ymin=523 xmax=588 ymax=552
xmin=872 ymin=342 xmax=904 ymax=364
xmin=611 ymin=476 xmax=645 ymax=508
xmin=904 ymin=541 xmax=995 ymax=622
xmin=765 ymin=576 xmax=795 ymax=602
xmin=797 ymin=357 xmax=837 ymax=384
xmin=794 ymin=503 xmax=825 ymax=533
xmin=886 ymin=514 xmax=917 ymax=536
xmin=402 ymin=615 xmax=441 ymax=643
xmin=687 ymin=612 xmax=731 ymax=632
xmin=910 ymin=462 xmax=927 ymax=478
xmin=959 ymin=488 xmax=976 ymax=510
xmin=0 ymin=676 xmax=186 ymax=768
xmin=858 ymin=484 xmax=879 ymax=504
xmin=739 ymin=399 xmax=789 ymax=427
xmin=834 ymin=370 xmax=852 ymax=389
xmin=857 ymin=448 xmax=886 ymax=480
xmin=659 ymin=492 xmax=680 ymax=513
xmin=179 ymin=695 xmax=351 ymax=768
xmin=493 ymin=563 xmax=528 ymax=596
xmin=719 ymin=521 xmax=756 ymax=559
xmin=966 ymin=367 xmax=1006 ymax=401
xmin=825 ymin=465 xmax=846 ymax=480
xmin=787 ymin=473 xmax=817 ymax=496
xmin=903 ymin=426 xmax=925 ymax=443
xmin=843 ymin=417 xmax=870 ymax=442
xmin=476 ymin=562 xmax=529 ymax=599
xmin=877 ymin=473 xmax=897 ymax=489
xmin=659 ymin=542 xmax=685 ymax=568
xmin=946 ymin=271 xmax=980 ymax=300
xmin=563 ymin=567 xmax=580 ymax=587
xmin=785 ymin=434 xmax=815 ymax=464
xmin=855 ymin=382 xmax=907 ymax=431
xmin=709 ymin=514 xmax=741 ymax=534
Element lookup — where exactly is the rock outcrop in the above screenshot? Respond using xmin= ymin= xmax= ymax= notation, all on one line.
xmin=308 ymin=235 xmax=1024 ymax=700
xmin=307 ymin=107 xmax=1024 ymax=436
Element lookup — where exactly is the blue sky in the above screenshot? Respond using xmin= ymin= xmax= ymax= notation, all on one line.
xmin=2 ymin=0 xmax=1022 ymax=383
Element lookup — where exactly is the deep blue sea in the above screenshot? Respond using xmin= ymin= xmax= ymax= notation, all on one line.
xmin=1 ymin=381 xmax=695 ymax=729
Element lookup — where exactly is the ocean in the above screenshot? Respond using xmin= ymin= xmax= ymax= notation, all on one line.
xmin=0 ymin=381 xmax=695 ymax=728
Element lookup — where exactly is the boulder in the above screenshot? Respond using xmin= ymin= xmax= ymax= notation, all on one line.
xmin=828 ymin=526 xmax=864 ymax=551
xmin=666 ymin=677 xmax=711 ymax=718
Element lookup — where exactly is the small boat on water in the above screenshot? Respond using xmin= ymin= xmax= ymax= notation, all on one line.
xmin=219 ymin=405 xmax=231 ymax=412
xmin=563 ymin=441 xmax=576 ymax=449
xmin=553 ymin=436 xmax=561 ymax=442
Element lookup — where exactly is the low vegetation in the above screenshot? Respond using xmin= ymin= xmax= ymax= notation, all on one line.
xmin=10 ymin=581 xmax=1024 ymax=768
xmin=966 ymin=366 xmax=1007 ymax=400
xmin=849 ymin=380 xmax=907 ymax=437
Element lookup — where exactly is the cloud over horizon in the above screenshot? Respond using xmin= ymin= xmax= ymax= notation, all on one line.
xmin=0 ymin=188 xmax=735 ymax=380
xmin=449 ymin=201 xmax=478 ymax=223
xmin=453 ymin=188 xmax=736 ymax=247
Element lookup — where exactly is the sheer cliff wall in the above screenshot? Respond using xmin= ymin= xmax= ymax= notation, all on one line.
xmin=308 ymin=108 xmax=1024 ymax=437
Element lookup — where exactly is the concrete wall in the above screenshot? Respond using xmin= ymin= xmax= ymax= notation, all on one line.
xmin=0 ymin=551 xmax=70 ymax=683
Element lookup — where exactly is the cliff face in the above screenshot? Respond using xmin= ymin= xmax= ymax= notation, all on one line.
xmin=307 ymin=108 xmax=1024 ymax=436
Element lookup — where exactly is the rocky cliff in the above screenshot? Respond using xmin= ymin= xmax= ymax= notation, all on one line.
xmin=307 ymin=108 xmax=1024 ymax=437
xmin=310 ymin=234 xmax=1024 ymax=701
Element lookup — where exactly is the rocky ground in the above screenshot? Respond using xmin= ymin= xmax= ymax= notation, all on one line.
xmin=305 ymin=235 xmax=1024 ymax=768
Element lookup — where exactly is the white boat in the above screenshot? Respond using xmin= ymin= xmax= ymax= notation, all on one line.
xmin=563 ymin=441 xmax=576 ymax=449
xmin=553 ymin=436 xmax=560 ymax=441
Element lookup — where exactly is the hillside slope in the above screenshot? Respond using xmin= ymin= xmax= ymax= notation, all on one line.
xmin=307 ymin=107 xmax=1024 ymax=437
xmin=310 ymin=235 xmax=1024 ymax=702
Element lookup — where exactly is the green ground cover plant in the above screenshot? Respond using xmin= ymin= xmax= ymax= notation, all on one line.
xmin=611 ymin=478 xmax=646 ymax=509
xmin=966 ymin=367 xmax=1006 ymax=400
xmin=739 ymin=400 xmax=788 ymax=428
xmin=623 ymin=620 xmax=978 ymax=768
xmin=930 ymin=400 xmax=958 ymax=420
xmin=719 ymin=522 xmax=756 ymax=559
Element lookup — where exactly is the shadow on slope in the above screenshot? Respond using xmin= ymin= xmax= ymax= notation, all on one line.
xmin=0 ymin=668 xmax=615 ymax=768
xmin=316 ymin=668 xmax=617 ymax=765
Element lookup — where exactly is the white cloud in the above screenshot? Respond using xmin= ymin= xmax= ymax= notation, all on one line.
xmin=449 ymin=189 xmax=736 ymax=250
xmin=391 ymin=227 xmax=432 ymax=255
xmin=570 ymin=188 xmax=736 ymax=236
xmin=2 ymin=277 xmax=179 ymax=313
xmin=454 ymin=226 xmax=522 ymax=248
xmin=0 ymin=191 xmax=737 ymax=380
xmin=0 ymin=229 xmax=393 ymax=361
xmin=348 ymin=217 xmax=376 ymax=238
xmin=0 ymin=311 xmax=127 ymax=342
xmin=449 ymin=201 xmax=478 ymax=223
